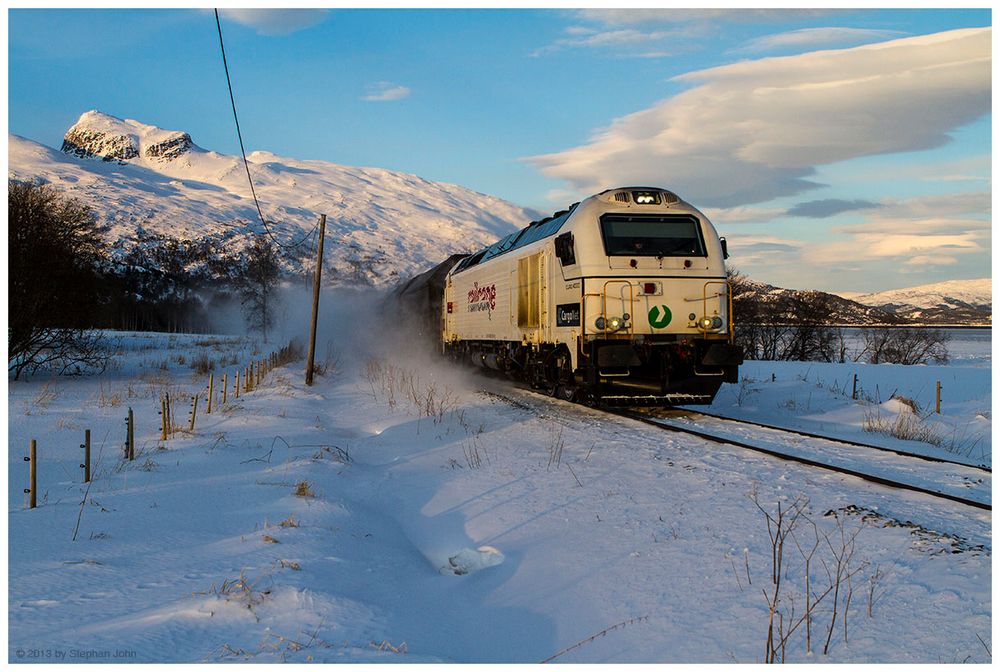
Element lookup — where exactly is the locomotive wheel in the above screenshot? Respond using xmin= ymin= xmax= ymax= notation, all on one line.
xmin=542 ymin=346 xmax=573 ymax=399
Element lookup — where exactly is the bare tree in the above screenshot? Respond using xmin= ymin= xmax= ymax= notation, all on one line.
xmin=240 ymin=236 xmax=281 ymax=342
xmin=8 ymin=180 xmax=108 ymax=379
xmin=859 ymin=327 xmax=950 ymax=365
xmin=730 ymin=270 xmax=853 ymax=364
xmin=730 ymin=269 xmax=795 ymax=362
xmin=782 ymin=291 xmax=837 ymax=363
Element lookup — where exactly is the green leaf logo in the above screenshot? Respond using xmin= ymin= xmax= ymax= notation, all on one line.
xmin=648 ymin=305 xmax=672 ymax=329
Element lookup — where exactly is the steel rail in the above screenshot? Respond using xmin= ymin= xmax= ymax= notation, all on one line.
xmin=664 ymin=407 xmax=991 ymax=473
xmin=612 ymin=409 xmax=991 ymax=512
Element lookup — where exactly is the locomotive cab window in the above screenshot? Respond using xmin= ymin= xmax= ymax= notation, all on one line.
xmin=599 ymin=214 xmax=706 ymax=257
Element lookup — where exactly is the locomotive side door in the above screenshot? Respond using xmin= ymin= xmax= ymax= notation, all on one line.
xmin=516 ymin=252 xmax=543 ymax=345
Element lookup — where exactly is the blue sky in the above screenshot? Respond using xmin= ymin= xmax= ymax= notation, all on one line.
xmin=7 ymin=8 xmax=992 ymax=292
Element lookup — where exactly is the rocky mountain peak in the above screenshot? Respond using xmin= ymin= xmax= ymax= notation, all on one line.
xmin=61 ymin=110 xmax=195 ymax=164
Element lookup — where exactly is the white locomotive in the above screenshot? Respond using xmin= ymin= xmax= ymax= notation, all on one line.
xmin=436 ymin=187 xmax=742 ymax=405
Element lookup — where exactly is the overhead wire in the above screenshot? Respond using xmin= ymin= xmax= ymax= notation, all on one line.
xmin=214 ymin=8 xmax=320 ymax=251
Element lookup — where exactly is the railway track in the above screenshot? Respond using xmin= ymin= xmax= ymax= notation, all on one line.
xmin=674 ymin=408 xmax=990 ymax=472
xmin=485 ymin=382 xmax=990 ymax=512
xmin=614 ymin=407 xmax=991 ymax=511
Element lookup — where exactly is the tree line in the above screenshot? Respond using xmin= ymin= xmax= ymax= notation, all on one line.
xmin=8 ymin=180 xmax=282 ymax=379
xmin=728 ymin=270 xmax=950 ymax=365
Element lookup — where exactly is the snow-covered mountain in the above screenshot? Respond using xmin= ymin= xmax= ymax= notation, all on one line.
xmin=732 ymin=277 xmax=903 ymax=326
xmin=9 ymin=110 xmax=538 ymax=285
xmin=846 ymin=279 xmax=991 ymax=325
xmin=732 ymin=276 xmax=992 ymax=326
xmin=849 ymin=279 xmax=991 ymax=311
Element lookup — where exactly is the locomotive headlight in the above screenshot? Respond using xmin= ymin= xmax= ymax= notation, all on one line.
xmin=596 ymin=315 xmax=628 ymax=332
xmin=699 ymin=315 xmax=725 ymax=331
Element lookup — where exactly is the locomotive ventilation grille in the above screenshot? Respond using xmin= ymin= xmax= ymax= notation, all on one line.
xmin=614 ymin=191 xmax=630 ymax=203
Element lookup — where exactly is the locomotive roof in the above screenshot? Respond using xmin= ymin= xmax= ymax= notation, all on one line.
xmin=450 ymin=187 xmax=688 ymax=275
xmin=451 ymin=201 xmax=580 ymax=274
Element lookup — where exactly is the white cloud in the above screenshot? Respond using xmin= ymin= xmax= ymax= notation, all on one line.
xmin=803 ymin=191 xmax=990 ymax=266
xmin=835 ymin=192 xmax=991 ymax=230
xmin=701 ymin=205 xmax=787 ymax=224
xmin=734 ymin=27 xmax=907 ymax=54
xmin=527 ymin=28 xmax=991 ymax=208
xmin=217 ymin=9 xmax=328 ymax=36
xmin=720 ymin=233 xmax=805 ymax=269
xmin=902 ymin=255 xmax=958 ymax=267
xmin=362 ymin=82 xmax=411 ymax=103
xmin=576 ymin=9 xmax=835 ymax=27
xmin=531 ymin=26 xmax=682 ymax=57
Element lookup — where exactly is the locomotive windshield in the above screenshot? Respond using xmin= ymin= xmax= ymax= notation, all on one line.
xmin=599 ymin=214 xmax=706 ymax=257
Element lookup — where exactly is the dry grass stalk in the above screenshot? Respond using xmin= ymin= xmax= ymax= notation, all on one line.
xmin=863 ymin=408 xmax=942 ymax=446
xmin=198 ymin=571 xmax=271 ymax=616
xmin=370 ymin=640 xmax=408 ymax=654
xmin=540 ymin=616 xmax=648 ymax=663
xmin=96 ymin=382 xmax=123 ymax=408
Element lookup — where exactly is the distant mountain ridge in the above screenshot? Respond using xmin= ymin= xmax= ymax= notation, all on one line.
xmin=9 ymin=110 xmax=537 ymax=286
xmin=846 ymin=279 xmax=991 ymax=325
xmin=738 ymin=278 xmax=991 ymax=327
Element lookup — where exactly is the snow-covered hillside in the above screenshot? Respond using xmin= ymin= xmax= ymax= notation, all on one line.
xmin=9 ymin=111 xmax=538 ymax=285
xmin=845 ymin=279 xmax=991 ymax=326
xmin=850 ymin=278 xmax=991 ymax=311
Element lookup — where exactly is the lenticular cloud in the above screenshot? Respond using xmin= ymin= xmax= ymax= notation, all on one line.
xmin=527 ymin=28 xmax=990 ymax=208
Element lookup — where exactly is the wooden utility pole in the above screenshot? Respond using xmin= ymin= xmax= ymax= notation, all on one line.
xmin=305 ymin=214 xmax=327 ymax=386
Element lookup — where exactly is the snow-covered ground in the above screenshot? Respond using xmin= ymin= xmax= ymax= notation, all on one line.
xmin=7 ymin=317 xmax=992 ymax=663
xmin=703 ymin=356 xmax=992 ymax=468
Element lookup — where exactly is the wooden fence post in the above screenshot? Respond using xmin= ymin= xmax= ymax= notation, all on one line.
xmin=935 ymin=381 xmax=942 ymax=414
xmin=235 ymin=370 xmax=240 ymax=399
xmin=26 ymin=439 xmax=37 ymax=509
xmin=164 ymin=392 xmax=172 ymax=437
xmin=852 ymin=373 xmax=858 ymax=400
xmin=207 ymin=373 xmax=215 ymax=414
xmin=222 ymin=373 xmax=228 ymax=405
xmin=189 ymin=395 xmax=199 ymax=432
xmin=127 ymin=407 xmax=135 ymax=461
xmin=81 ymin=429 xmax=91 ymax=483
